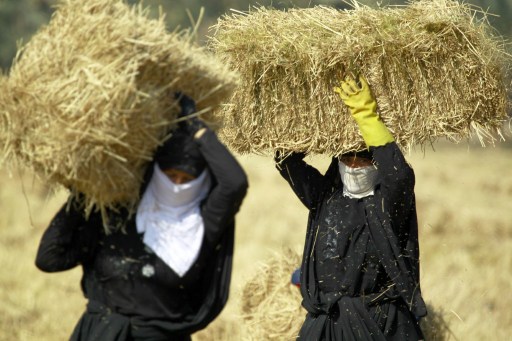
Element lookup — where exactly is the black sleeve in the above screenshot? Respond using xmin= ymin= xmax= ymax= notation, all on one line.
xmin=35 ymin=198 xmax=98 ymax=272
xmin=275 ymin=152 xmax=326 ymax=210
xmin=195 ymin=130 xmax=248 ymax=245
xmin=371 ymin=142 xmax=415 ymax=228
xmin=371 ymin=143 xmax=422 ymax=289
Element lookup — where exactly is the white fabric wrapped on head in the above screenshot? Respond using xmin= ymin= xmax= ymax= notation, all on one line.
xmin=338 ymin=162 xmax=378 ymax=199
xmin=136 ymin=164 xmax=211 ymax=277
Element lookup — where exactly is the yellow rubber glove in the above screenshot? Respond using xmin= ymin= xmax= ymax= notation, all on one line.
xmin=334 ymin=75 xmax=394 ymax=147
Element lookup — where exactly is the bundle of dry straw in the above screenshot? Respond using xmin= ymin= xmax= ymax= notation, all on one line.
xmin=239 ymin=248 xmax=304 ymax=340
xmin=238 ymin=249 xmax=452 ymax=340
xmin=3 ymin=0 xmax=238 ymax=220
xmin=210 ymin=0 xmax=511 ymax=156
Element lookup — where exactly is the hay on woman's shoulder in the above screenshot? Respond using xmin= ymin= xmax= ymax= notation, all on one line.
xmin=210 ymin=0 xmax=510 ymax=156
xmin=4 ymin=0 xmax=238 ymax=221
xmin=239 ymin=248 xmax=304 ymax=340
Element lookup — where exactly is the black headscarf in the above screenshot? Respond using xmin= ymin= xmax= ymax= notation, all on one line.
xmin=340 ymin=149 xmax=373 ymax=160
xmin=155 ymin=129 xmax=206 ymax=177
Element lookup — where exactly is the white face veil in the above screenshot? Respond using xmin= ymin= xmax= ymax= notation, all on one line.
xmin=136 ymin=164 xmax=211 ymax=277
xmin=338 ymin=161 xmax=378 ymax=199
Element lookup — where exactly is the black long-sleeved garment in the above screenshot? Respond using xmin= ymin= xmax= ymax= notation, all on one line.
xmin=277 ymin=143 xmax=427 ymax=341
xmin=35 ymin=130 xmax=248 ymax=341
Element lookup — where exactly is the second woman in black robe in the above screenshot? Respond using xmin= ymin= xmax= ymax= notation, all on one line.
xmin=276 ymin=76 xmax=427 ymax=340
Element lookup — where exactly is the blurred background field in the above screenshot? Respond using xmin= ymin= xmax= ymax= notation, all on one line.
xmin=1 ymin=0 xmax=511 ymax=340
xmin=1 ymin=139 xmax=512 ymax=340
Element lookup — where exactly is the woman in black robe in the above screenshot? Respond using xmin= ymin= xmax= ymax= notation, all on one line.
xmin=35 ymin=94 xmax=248 ymax=341
xmin=276 ymin=76 xmax=427 ymax=340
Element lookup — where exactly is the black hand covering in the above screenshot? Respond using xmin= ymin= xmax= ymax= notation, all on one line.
xmin=175 ymin=92 xmax=207 ymax=135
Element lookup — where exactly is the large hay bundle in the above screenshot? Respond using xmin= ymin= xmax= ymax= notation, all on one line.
xmin=4 ymin=0 xmax=238 ymax=217
xmin=210 ymin=0 xmax=511 ymax=156
xmin=239 ymin=248 xmax=304 ymax=340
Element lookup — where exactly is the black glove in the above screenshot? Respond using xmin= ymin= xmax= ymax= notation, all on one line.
xmin=274 ymin=151 xmax=306 ymax=171
xmin=274 ymin=150 xmax=306 ymax=163
xmin=176 ymin=92 xmax=196 ymax=117
xmin=175 ymin=92 xmax=207 ymax=135
xmin=274 ymin=150 xmax=285 ymax=163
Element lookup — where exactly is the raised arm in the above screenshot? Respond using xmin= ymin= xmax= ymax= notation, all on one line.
xmin=196 ymin=128 xmax=248 ymax=244
xmin=372 ymin=143 xmax=415 ymax=205
xmin=35 ymin=197 xmax=98 ymax=272
xmin=334 ymin=75 xmax=415 ymax=221
xmin=176 ymin=94 xmax=248 ymax=245
xmin=274 ymin=152 xmax=326 ymax=210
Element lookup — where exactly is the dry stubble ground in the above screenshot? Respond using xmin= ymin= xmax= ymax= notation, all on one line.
xmin=0 ymin=140 xmax=511 ymax=341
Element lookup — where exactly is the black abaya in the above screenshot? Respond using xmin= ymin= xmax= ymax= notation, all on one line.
xmin=35 ymin=130 xmax=248 ymax=340
xmin=277 ymin=142 xmax=426 ymax=341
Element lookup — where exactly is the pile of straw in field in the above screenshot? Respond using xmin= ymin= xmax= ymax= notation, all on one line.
xmin=420 ymin=304 xmax=453 ymax=341
xmin=193 ymin=317 xmax=241 ymax=341
xmin=238 ymin=249 xmax=451 ymax=340
xmin=4 ymin=0 xmax=238 ymax=220
xmin=239 ymin=248 xmax=304 ymax=340
xmin=210 ymin=0 xmax=511 ymax=156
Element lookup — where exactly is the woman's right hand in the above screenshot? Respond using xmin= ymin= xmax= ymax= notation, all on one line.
xmin=333 ymin=75 xmax=393 ymax=147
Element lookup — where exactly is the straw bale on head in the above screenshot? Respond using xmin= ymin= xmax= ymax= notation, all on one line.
xmin=239 ymin=248 xmax=304 ymax=340
xmin=4 ymin=0 xmax=238 ymax=220
xmin=210 ymin=0 xmax=511 ymax=156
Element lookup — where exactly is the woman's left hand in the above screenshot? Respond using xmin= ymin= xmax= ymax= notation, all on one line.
xmin=175 ymin=92 xmax=196 ymax=118
xmin=174 ymin=92 xmax=207 ymax=137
